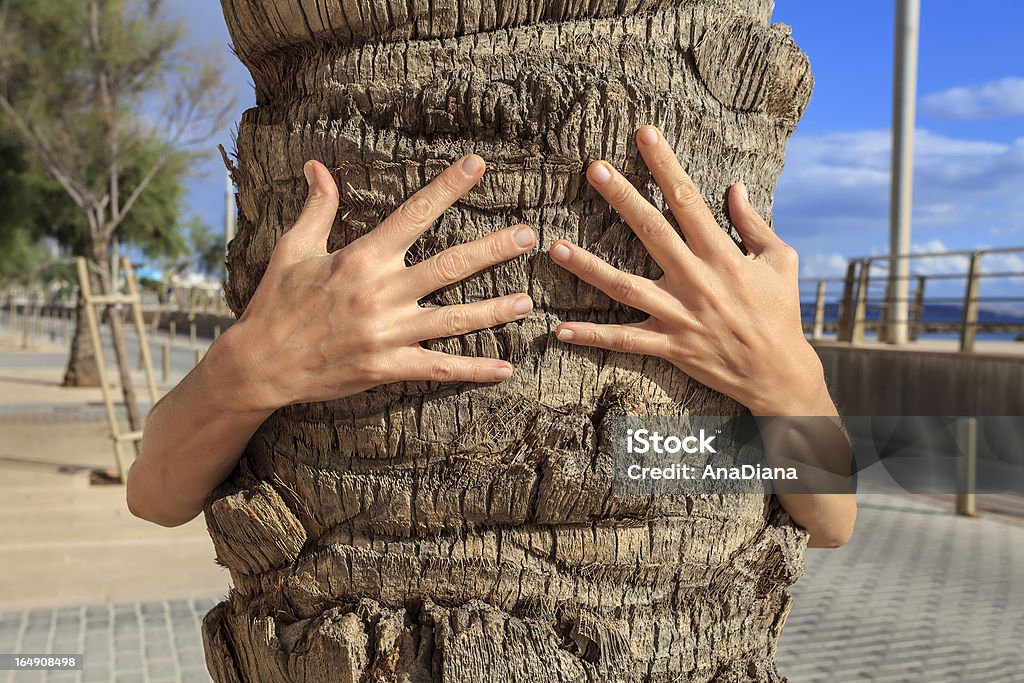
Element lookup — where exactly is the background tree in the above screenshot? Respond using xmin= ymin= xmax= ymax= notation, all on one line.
xmin=0 ymin=0 xmax=230 ymax=433
xmin=1 ymin=122 xmax=193 ymax=381
xmin=203 ymin=0 xmax=814 ymax=680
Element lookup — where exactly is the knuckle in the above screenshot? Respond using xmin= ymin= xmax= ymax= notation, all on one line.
xmin=399 ymin=194 xmax=434 ymax=227
xmin=332 ymin=247 xmax=369 ymax=275
xmin=608 ymin=178 xmax=633 ymax=206
xmin=441 ymin=307 xmax=470 ymax=336
xmin=667 ymin=178 xmax=703 ymax=210
xmin=437 ymin=168 xmax=464 ymax=196
xmin=635 ymin=210 xmax=667 ymax=240
xmin=429 ymin=360 xmax=457 ymax=382
xmin=611 ymin=275 xmax=640 ymax=303
xmin=360 ymin=355 xmax=389 ymax=384
xmin=617 ymin=332 xmax=641 ymax=354
xmin=488 ymin=235 xmax=510 ymax=264
xmin=577 ymin=253 xmax=598 ymax=279
xmin=432 ymin=250 xmax=468 ymax=284
xmin=777 ymin=243 xmax=799 ymax=268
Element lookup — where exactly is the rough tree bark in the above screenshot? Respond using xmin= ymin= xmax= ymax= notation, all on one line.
xmin=63 ymin=296 xmax=102 ymax=388
xmin=204 ymin=0 xmax=814 ymax=680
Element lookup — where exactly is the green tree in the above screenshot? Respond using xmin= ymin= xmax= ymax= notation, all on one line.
xmin=0 ymin=0 xmax=231 ymax=435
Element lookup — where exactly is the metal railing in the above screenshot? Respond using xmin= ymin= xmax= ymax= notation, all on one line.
xmin=800 ymin=246 xmax=1024 ymax=351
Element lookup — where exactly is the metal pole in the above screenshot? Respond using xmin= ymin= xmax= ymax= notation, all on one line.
xmin=887 ymin=0 xmax=921 ymax=345
xmin=956 ymin=418 xmax=977 ymax=517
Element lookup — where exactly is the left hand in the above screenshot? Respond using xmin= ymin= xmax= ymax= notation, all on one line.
xmin=549 ymin=125 xmax=834 ymax=417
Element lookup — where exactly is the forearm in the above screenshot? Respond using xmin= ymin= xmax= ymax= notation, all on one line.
xmin=127 ymin=328 xmax=274 ymax=527
xmin=750 ymin=353 xmax=858 ymax=548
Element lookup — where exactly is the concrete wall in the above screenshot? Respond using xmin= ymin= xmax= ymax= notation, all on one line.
xmin=814 ymin=341 xmax=1024 ymax=416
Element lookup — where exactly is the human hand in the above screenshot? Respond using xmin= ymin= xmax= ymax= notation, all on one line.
xmin=218 ymin=155 xmax=535 ymax=412
xmin=549 ymin=126 xmax=833 ymax=417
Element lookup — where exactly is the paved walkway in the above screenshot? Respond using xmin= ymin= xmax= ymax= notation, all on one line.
xmin=1 ymin=324 xmax=1022 ymax=682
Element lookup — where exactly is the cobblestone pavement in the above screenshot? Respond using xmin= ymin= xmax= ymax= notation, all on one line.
xmin=0 ymin=598 xmax=218 ymax=683
xmin=0 ymin=492 xmax=1021 ymax=682
xmin=776 ymin=493 xmax=1024 ymax=683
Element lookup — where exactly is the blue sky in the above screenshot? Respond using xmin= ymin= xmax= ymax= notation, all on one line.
xmin=171 ymin=1 xmax=1024 ymax=288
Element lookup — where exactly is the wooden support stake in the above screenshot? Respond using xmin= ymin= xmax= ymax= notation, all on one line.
xmin=76 ymin=258 xmax=128 ymax=481
xmin=837 ymin=261 xmax=858 ymax=342
xmin=851 ymin=260 xmax=871 ymax=345
xmin=909 ymin=275 xmax=926 ymax=342
xmin=960 ymin=252 xmax=981 ymax=352
xmin=162 ymin=342 xmax=170 ymax=384
xmin=812 ymin=280 xmax=827 ymax=340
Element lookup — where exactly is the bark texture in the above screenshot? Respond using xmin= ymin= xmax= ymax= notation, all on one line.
xmin=206 ymin=1 xmax=813 ymax=680
xmin=63 ymin=294 xmax=102 ymax=387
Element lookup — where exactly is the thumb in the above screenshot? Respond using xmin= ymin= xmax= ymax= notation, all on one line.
xmin=283 ymin=160 xmax=340 ymax=258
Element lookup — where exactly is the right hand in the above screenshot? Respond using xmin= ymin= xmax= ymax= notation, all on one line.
xmin=218 ymin=154 xmax=535 ymax=412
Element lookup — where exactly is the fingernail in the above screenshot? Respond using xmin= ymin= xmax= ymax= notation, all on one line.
xmin=494 ymin=366 xmax=513 ymax=381
xmin=737 ymin=182 xmax=749 ymax=202
xmin=639 ymin=126 xmax=659 ymax=146
xmin=589 ymin=162 xmax=613 ymax=185
xmin=512 ymin=296 xmax=533 ymax=315
xmin=556 ymin=328 xmax=575 ymax=342
xmin=550 ymin=244 xmax=572 ymax=262
xmin=303 ymin=161 xmax=316 ymax=189
xmin=462 ymin=154 xmax=484 ymax=175
xmin=514 ymin=227 xmax=534 ymax=248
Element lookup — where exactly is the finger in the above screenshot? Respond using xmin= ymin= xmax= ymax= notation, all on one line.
xmin=548 ymin=240 xmax=680 ymax=319
xmin=586 ymin=160 xmax=691 ymax=275
xmin=401 ymin=224 xmax=535 ymax=300
xmin=404 ymin=294 xmax=533 ymax=343
xmin=391 ymin=346 xmax=515 ymax=384
xmin=553 ymin=321 xmax=668 ymax=357
xmin=362 ymin=154 xmax=485 ymax=259
xmin=277 ymin=160 xmax=339 ymax=261
xmin=728 ymin=182 xmax=777 ymax=257
xmin=634 ymin=125 xmax=735 ymax=259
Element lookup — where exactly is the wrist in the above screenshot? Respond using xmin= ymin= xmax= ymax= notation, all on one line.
xmin=201 ymin=323 xmax=284 ymax=415
xmin=747 ymin=343 xmax=837 ymax=417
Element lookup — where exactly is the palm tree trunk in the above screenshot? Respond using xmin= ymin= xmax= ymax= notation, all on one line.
xmin=204 ymin=1 xmax=814 ymax=680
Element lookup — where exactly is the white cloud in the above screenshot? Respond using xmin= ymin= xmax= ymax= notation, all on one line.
xmin=921 ymin=77 xmax=1024 ymax=119
xmin=798 ymin=252 xmax=849 ymax=279
xmin=775 ymin=129 xmax=1024 ymax=285
xmin=775 ymin=129 xmax=1024 ymax=239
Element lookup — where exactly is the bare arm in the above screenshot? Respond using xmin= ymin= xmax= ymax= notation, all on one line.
xmin=549 ymin=125 xmax=857 ymax=548
xmin=128 ymin=156 xmax=537 ymax=526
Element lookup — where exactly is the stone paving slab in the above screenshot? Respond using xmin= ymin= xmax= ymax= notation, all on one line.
xmin=0 ymin=598 xmax=218 ymax=683
xmin=0 ymin=492 xmax=1020 ymax=682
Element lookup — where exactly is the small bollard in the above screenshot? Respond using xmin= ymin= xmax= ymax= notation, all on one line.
xmin=169 ymin=319 xmax=176 ymax=343
xmin=213 ymin=324 xmax=221 ymax=341
xmin=956 ymin=418 xmax=978 ymax=517
xmin=162 ymin=342 xmax=170 ymax=384
xmin=194 ymin=347 xmax=202 ymax=366
xmin=189 ymin=322 xmax=197 ymax=346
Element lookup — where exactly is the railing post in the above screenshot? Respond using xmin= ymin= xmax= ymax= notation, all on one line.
xmin=851 ymin=259 xmax=871 ymax=345
xmin=812 ymin=280 xmax=827 ymax=340
xmin=837 ymin=261 xmax=858 ymax=342
xmin=956 ymin=417 xmax=977 ymax=517
xmin=878 ymin=279 xmax=892 ymax=343
xmin=909 ymin=275 xmax=926 ymax=341
xmin=960 ymin=252 xmax=982 ymax=352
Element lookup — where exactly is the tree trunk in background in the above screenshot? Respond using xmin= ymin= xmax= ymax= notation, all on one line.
xmin=205 ymin=1 xmax=814 ymax=680
xmin=63 ymin=288 xmax=101 ymax=388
